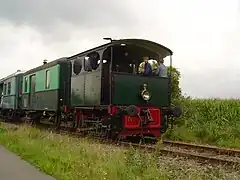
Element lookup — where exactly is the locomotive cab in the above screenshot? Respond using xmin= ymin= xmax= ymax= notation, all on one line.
xmin=101 ymin=41 xmax=171 ymax=105
xmin=67 ymin=38 xmax=181 ymax=139
xmin=100 ymin=39 xmax=181 ymax=138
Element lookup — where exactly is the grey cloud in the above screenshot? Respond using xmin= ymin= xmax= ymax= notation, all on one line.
xmin=0 ymin=0 xmax=138 ymax=41
xmin=0 ymin=0 xmax=136 ymax=28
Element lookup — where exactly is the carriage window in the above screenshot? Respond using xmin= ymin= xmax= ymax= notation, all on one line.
xmin=7 ymin=82 xmax=11 ymax=95
xmin=20 ymin=80 xmax=23 ymax=95
xmin=24 ymin=77 xmax=28 ymax=92
xmin=3 ymin=84 xmax=6 ymax=95
xmin=73 ymin=58 xmax=82 ymax=75
xmin=45 ymin=70 xmax=50 ymax=89
xmin=84 ymin=52 xmax=100 ymax=71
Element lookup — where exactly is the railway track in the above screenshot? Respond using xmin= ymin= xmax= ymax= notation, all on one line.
xmin=1 ymin=121 xmax=240 ymax=169
xmin=118 ymin=140 xmax=240 ymax=170
xmin=58 ymin=128 xmax=240 ymax=169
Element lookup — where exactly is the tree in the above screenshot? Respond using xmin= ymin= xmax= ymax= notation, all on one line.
xmin=168 ymin=66 xmax=182 ymax=100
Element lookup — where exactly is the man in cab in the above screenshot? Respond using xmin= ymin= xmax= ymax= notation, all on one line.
xmin=155 ymin=57 xmax=168 ymax=77
xmin=138 ymin=56 xmax=155 ymax=76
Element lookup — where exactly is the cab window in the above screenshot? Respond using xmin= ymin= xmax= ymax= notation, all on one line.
xmin=103 ymin=44 xmax=159 ymax=75
xmin=73 ymin=58 xmax=82 ymax=75
xmin=84 ymin=52 xmax=100 ymax=71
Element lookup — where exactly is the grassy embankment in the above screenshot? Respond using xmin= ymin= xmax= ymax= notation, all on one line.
xmin=166 ymin=98 xmax=240 ymax=148
xmin=0 ymin=99 xmax=240 ymax=179
xmin=0 ymin=123 xmax=240 ymax=180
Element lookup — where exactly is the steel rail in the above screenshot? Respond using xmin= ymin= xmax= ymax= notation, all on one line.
xmin=162 ymin=140 xmax=240 ymax=157
xmin=118 ymin=142 xmax=240 ymax=169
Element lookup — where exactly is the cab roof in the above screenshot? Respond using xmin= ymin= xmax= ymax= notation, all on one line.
xmin=112 ymin=39 xmax=173 ymax=57
xmin=68 ymin=38 xmax=173 ymax=59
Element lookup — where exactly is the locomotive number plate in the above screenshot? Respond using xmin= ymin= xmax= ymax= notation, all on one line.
xmin=127 ymin=117 xmax=135 ymax=122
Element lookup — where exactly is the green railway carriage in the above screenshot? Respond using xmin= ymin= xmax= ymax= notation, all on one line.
xmin=0 ymin=70 xmax=24 ymax=112
xmin=21 ymin=58 xmax=71 ymax=113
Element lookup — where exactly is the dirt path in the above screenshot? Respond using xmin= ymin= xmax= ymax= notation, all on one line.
xmin=0 ymin=145 xmax=55 ymax=180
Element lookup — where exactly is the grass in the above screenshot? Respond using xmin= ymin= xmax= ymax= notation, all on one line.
xmin=0 ymin=123 xmax=240 ymax=180
xmin=167 ymin=98 xmax=240 ymax=148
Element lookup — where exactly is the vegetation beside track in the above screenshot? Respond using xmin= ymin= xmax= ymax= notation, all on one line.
xmin=169 ymin=67 xmax=240 ymax=148
xmin=1 ymin=123 xmax=240 ymax=180
xmin=167 ymin=98 xmax=240 ymax=148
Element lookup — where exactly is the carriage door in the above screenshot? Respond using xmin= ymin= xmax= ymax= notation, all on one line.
xmin=29 ymin=75 xmax=36 ymax=109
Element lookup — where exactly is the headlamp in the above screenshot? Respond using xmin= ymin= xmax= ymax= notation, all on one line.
xmin=142 ymin=91 xmax=151 ymax=101
xmin=140 ymin=84 xmax=151 ymax=101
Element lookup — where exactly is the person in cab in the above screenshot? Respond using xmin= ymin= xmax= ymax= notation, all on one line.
xmin=155 ymin=57 xmax=168 ymax=77
xmin=138 ymin=56 xmax=153 ymax=76
xmin=149 ymin=58 xmax=158 ymax=74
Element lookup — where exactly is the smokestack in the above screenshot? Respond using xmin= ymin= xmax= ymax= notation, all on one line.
xmin=43 ymin=59 xmax=48 ymax=65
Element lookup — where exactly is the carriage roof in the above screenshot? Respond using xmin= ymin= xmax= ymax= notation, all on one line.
xmin=0 ymin=70 xmax=26 ymax=82
xmin=23 ymin=57 xmax=68 ymax=75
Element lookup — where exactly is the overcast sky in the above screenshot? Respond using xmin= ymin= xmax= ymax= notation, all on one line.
xmin=0 ymin=0 xmax=239 ymax=98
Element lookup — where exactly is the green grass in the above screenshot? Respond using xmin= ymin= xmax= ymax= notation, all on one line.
xmin=0 ymin=123 xmax=240 ymax=180
xmin=167 ymin=98 xmax=240 ymax=148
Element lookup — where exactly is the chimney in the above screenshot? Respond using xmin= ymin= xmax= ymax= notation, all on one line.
xmin=43 ymin=59 xmax=48 ymax=65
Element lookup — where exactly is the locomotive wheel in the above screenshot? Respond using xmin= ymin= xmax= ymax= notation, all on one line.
xmin=108 ymin=128 xmax=118 ymax=140
xmin=31 ymin=113 xmax=41 ymax=125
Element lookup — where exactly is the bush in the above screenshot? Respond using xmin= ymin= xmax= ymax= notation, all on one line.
xmin=168 ymin=66 xmax=181 ymax=100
